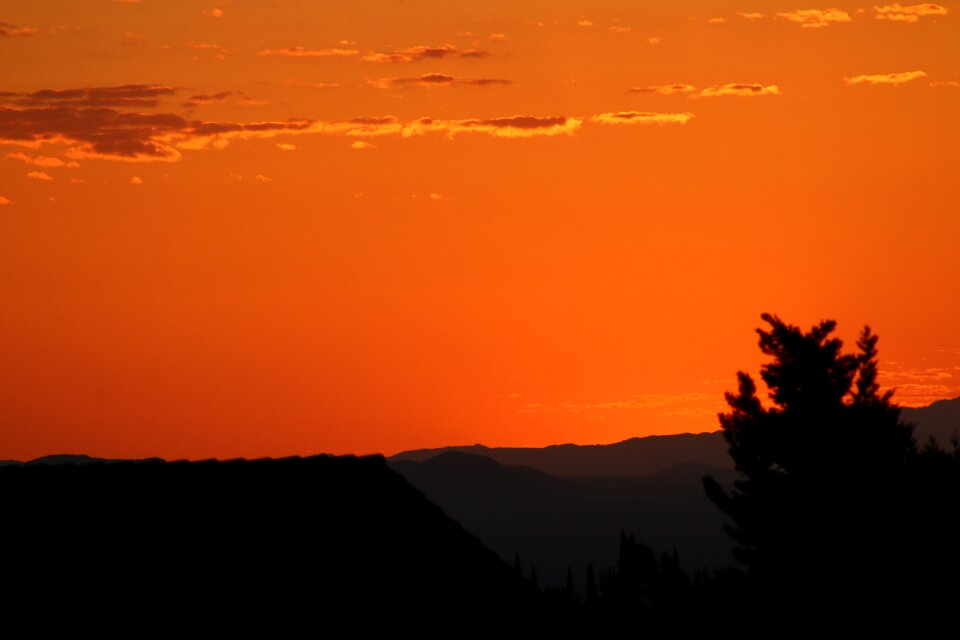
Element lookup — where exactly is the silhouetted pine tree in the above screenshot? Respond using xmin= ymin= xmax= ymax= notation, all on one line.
xmin=703 ymin=314 xmax=920 ymax=619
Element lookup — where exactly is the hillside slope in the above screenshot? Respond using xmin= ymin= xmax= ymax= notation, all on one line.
xmin=0 ymin=455 xmax=531 ymax=635
xmin=391 ymin=452 xmax=736 ymax=588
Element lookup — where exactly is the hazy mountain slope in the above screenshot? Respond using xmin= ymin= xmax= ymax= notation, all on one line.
xmin=903 ymin=397 xmax=960 ymax=445
xmin=391 ymin=452 xmax=736 ymax=589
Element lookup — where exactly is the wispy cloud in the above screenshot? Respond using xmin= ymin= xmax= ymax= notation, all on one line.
xmin=0 ymin=85 xmax=306 ymax=161
xmin=182 ymin=91 xmax=234 ymax=107
xmin=0 ymin=21 xmax=38 ymax=37
xmin=5 ymin=151 xmax=78 ymax=168
xmin=27 ymin=170 xmax=53 ymax=181
xmin=844 ymin=70 xmax=927 ymax=85
xmin=0 ymin=104 xmax=581 ymax=161
xmin=699 ymin=83 xmax=780 ymax=97
xmin=0 ymin=196 xmax=10 ymax=205
xmin=181 ymin=91 xmax=264 ymax=108
xmin=407 ymin=115 xmax=582 ymax=138
xmin=322 ymin=116 xmax=404 ymax=137
xmin=775 ymin=8 xmax=852 ymax=27
xmin=370 ymin=74 xmax=511 ymax=89
xmin=285 ymin=80 xmax=341 ymax=89
xmin=879 ymin=364 xmax=960 ymax=406
xmin=361 ymin=45 xmax=489 ymax=63
xmin=1 ymin=84 xmax=175 ymax=108
xmin=721 ymin=9 xmax=852 ymax=27
xmin=629 ymin=83 xmax=697 ymax=96
xmin=517 ymin=392 xmax=723 ymax=418
xmin=1 ymin=85 xmax=696 ymax=163
xmin=315 ymin=115 xmax=582 ymax=139
xmin=1 ymin=106 xmax=190 ymax=161
xmin=258 ymin=46 xmax=358 ymax=58
xmin=178 ymin=120 xmax=319 ymax=150
xmin=460 ymin=78 xmax=512 ymax=87
xmin=121 ymin=32 xmax=148 ymax=48
xmin=874 ymin=3 xmax=948 ymax=22
xmin=591 ymin=111 xmax=693 ymax=125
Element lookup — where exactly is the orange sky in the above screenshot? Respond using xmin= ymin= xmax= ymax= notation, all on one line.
xmin=1 ymin=1 xmax=958 ymax=460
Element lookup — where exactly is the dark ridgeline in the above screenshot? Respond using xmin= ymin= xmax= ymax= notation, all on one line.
xmin=391 ymin=432 xmax=731 ymax=477
xmin=0 ymin=455 xmax=536 ymax=637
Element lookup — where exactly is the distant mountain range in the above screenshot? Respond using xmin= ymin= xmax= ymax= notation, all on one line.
xmin=5 ymin=397 xmax=954 ymax=472
xmin=392 ymin=432 xmax=730 ymax=477
xmin=0 ymin=453 xmax=164 ymax=467
xmin=391 ymin=396 xmax=960 ymax=477
xmin=388 ymin=396 xmax=960 ymax=588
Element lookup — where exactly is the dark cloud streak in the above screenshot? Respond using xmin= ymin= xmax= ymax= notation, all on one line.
xmin=362 ymin=45 xmax=490 ymax=63
xmin=4 ymin=85 xmax=176 ymax=108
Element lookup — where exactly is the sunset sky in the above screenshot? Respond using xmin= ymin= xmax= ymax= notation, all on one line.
xmin=1 ymin=1 xmax=958 ymax=460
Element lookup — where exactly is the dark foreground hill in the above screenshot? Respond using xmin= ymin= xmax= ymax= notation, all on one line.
xmin=391 ymin=452 xmax=736 ymax=589
xmin=0 ymin=455 xmax=533 ymax=637
xmin=391 ymin=432 xmax=730 ymax=477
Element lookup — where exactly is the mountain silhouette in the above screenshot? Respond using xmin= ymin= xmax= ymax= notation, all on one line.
xmin=391 ymin=396 xmax=960 ymax=478
xmin=0 ymin=453 xmax=165 ymax=466
xmin=903 ymin=396 xmax=960 ymax=444
xmin=387 ymin=397 xmax=960 ymax=590
xmin=391 ymin=432 xmax=730 ymax=477
xmin=391 ymin=452 xmax=736 ymax=589
xmin=0 ymin=454 xmax=533 ymax=636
